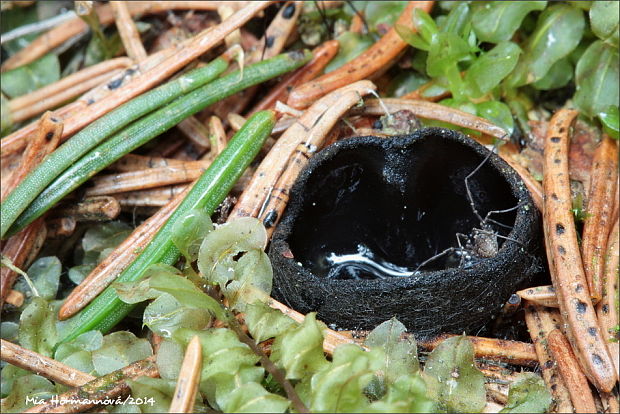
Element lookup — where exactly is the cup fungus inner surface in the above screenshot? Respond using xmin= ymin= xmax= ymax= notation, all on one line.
xmin=270 ymin=128 xmax=541 ymax=336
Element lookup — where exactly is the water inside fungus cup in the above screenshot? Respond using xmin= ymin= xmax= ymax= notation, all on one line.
xmin=269 ymin=128 xmax=542 ymax=336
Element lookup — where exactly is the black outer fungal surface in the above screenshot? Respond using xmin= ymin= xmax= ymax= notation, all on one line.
xmin=269 ymin=128 xmax=543 ymax=337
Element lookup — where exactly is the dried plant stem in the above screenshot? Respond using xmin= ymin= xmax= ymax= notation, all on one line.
xmin=352 ymin=98 xmax=508 ymax=140
xmin=249 ymin=40 xmax=340 ymax=115
xmin=52 ymin=196 xmax=121 ymax=222
xmin=228 ymin=314 xmax=310 ymax=413
xmin=24 ymin=356 xmax=158 ymax=413
xmin=110 ymin=154 xmax=198 ymax=172
xmin=523 ymin=302 xmax=574 ymax=414
xmin=547 ymin=329 xmax=598 ymax=413
xmin=169 ymin=336 xmax=202 ymax=413
xmin=596 ymin=219 xmax=619 ymax=378
xmin=58 ymin=186 xmax=190 ymax=319
xmin=288 ymin=1 xmax=434 ymax=108
xmin=500 ymin=157 xmax=543 ymax=211
xmin=85 ymin=162 xmax=210 ymax=196
xmin=230 ymin=80 xmax=376 ymax=220
xmin=115 ymin=185 xmax=188 ymax=208
xmin=516 ymin=285 xmax=558 ymax=308
xmin=1 ymin=339 xmax=95 ymax=387
xmin=582 ymin=135 xmax=618 ymax=302
xmin=417 ymin=334 xmax=537 ymax=367
xmin=8 ymin=58 xmax=132 ymax=121
xmin=110 ymin=1 xmax=147 ymax=61
xmin=543 ymin=109 xmax=616 ymax=392
xmin=267 ymin=298 xmax=359 ymax=355
xmin=1 ymin=1 xmax=248 ymax=71
xmin=1 ymin=112 xmax=63 ymax=201
xmin=1 ymin=101 xmax=83 ymax=158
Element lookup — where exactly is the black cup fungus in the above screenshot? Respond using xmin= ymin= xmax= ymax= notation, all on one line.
xmin=269 ymin=128 xmax=543 ymax=337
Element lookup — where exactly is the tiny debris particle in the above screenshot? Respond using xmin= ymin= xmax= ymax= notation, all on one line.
xmin=557 ymin=245 xmax=566 ymax=255
xmin=265 ymin=35 xmax=275 ymax=48
xmin=555 ymin=223 xmax=565 ymax=235
xmin=592 ymin=353 xmax=604 ymax=366
xmin=45 ymin=131 xmax=54 ymax=141
xmin=587 ymin=327 xmax=597 ymax=336
xmin=550 ymin=137 xmax=561 ymax=143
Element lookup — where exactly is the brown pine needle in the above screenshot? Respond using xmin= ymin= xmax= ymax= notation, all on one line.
xmin=516 ymin=285 xmax=558 ymax=308
xmin=0 ymin=219 xmax=46 ymax=308
xmin=524 ymin=302 xmax=574 ymax=414
xmin=582 ymin=135 xmax=618 ymax=302
xmin=1 ymin=339 xmax=95 ymax=387
xmin=169 ymin=336 xmax=202 ymax=413
xmin=352 ymin=98 xmax=509 ymax=140
xmin=110 ymin=154 xmax=198 ymax=172
xmin=85 ymin=162 xmax=209 ymax=196
xmin=249 ymin=40 xmax=340 ymax=115
xmin=24 ymin=356 xmax=158 ymax=413
xmin=543 ymin=109 xmax=617 ymax=392
xmin=110 ymin=1 xmax=147 ymax=61
xmin=417 ymin=334 xmax=538 ymax=367
xmin=596 ymin=219 xmax=620 ymax=378
xmin=548 ymin=329 xmax=598 ymax=414
xmin=115 ymin=185 xmax=188 ymax=208
xmin=52 ymin=196 xmax=121 ymax=222
xmin=1 ymin=112 xmax=63 ymax=201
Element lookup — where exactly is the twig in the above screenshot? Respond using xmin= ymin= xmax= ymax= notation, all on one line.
xmin=350 ymin=98 xmax=509 ymax=140
xmin=1 ymin=1 xmax=248 ymax=71
xmin=547 ymin=329 xmax=597 ymax=413
xmin=287 ymin=1 xmax=435 ymax=108
xmin=85 ymin=162 xmax=210 ymax=196
xmin=523 ymin=302 xmax=574 ymax=414
xmin=169 ymin=336 xmax=201 ymax=413
xmin=249 ymin=39 xmax=340 ymax=115
xmin=417 ymin=334 xmax=538 ymax=367
xmin=1 ymin=112 xmax=63 ymax=201
xmin=52 ymin=196 xmax=121 ymax=222
xmin=516 ymin=285 xmax=558 ymax=308
xmin=58 ymin=185 xmax=190 ymax=319
xmin=228 ymin=314 xmax=309 ymax=413
xmin=596 ymin=219 xmax=619 ymax=378
xmin=1 ymin=339 xmax=95 ymax=387
xmin=542 ymin=109 xmax=616 ymax=392
xmin=8 ymin=58 xmax=132 ymax=122
xmin=24 ymin=356 xmax=158 ymax=413
xmin=230 ymin=80 xmax=376 ymax=220
xmin=582 ymin=135 xmax=618 ymax=302
xmin=110 ymin=1 xmax=147 ymax=61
